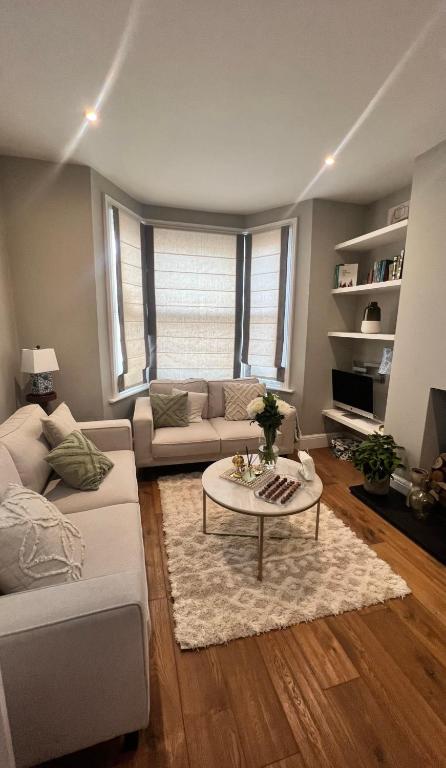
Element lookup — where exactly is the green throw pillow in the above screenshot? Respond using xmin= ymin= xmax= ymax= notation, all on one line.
xmin=151 ymin=391 xmax=188 ymax=428
xmin=45 ymin=430 xmax=114 ymax=491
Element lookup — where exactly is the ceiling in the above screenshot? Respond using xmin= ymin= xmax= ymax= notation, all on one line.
xmin=1 ymin=0 xmax=446 ymax=213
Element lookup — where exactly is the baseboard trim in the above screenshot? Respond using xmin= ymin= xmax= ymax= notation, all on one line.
xmin=296 ymin=433 xmax=330 ymax=450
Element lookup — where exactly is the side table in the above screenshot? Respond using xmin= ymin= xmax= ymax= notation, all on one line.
xmin=26 ymin=391 xmax=57 ymax=415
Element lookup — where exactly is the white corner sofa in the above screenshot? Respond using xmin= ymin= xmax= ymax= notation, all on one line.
xmin=133 ymin=377 xmax=296 ymax=468
xmin=0 ymin=404 xmax=150 ymax=768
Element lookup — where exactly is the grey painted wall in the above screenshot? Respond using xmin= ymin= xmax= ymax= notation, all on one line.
xmin=0 ymin=157 xmax=103 ymax=420
xmin=0 ymin=200 xmax=18 ymax=421
xmin=385 ymin=140 xmax=446 ymax=467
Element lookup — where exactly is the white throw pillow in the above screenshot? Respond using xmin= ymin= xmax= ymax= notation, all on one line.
xmin=172 ymin=389 xmax=207 ymax=423
xmin=41 ymin=402 xmax=77 ymax=448
xmin=224 ymin=382 xmax=266 ymax=421
xmin=0 ymin=484 xmax=85 ymax=594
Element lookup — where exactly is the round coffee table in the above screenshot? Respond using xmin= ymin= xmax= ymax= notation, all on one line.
xmin=201 ymin=456 xmax=323 ymax=580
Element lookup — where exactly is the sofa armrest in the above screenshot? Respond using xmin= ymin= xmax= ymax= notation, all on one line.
xmin=77 ymin=419 xmax=132 ymax=452
xmin=279 ymin=405 xmax=297 ymax=454
xmin=133 ymin=398 xmax=154 ymax=468
xmin=0 ymin=574 xmax=149 ymax=767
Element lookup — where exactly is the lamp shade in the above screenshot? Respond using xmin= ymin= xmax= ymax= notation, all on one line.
xmin=20 ymin=348 xmax=59 ymax=374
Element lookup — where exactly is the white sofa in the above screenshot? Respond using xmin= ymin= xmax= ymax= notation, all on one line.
xmin=0 ymin=405 xmax=150 ymax=768
xmin=133 ymin=377 xmax=296 ymax=468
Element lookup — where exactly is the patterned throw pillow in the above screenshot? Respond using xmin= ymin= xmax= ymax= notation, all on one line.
xmin=224 ymin=382 xmax=266 ymax=421
xmin=151 ymin=392 xmax=188 ymax=428
xmin=42 ymin=402 xmax=77 ymax=448
xmin=45 ymin=430 xmax=114 ymax=491
xmin=0 ymin=484 xmax=85 ymax=594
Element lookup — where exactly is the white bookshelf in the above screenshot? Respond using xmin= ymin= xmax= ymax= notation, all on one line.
xmin=328 ymin=331 xmax=395 ymax=341
xmin=322 ymin=408 xmax=383 ymax=436
xmin=331 ymin=279 xmax=402 ymax=296
xmin=335 ymin=220 xmax=407 ymax=253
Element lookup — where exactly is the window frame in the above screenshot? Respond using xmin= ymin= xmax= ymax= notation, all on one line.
xmin=104 ymin=194 xmax=297 ymax=400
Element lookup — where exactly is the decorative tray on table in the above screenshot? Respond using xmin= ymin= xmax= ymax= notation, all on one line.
xmin=220 ymin=466 xmax=275 ymax=490
xmin=254 ymin=473 xmax=302 ymax=506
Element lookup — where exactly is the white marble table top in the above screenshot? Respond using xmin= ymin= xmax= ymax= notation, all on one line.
xmin=202 ymin=456 xmax=323 ymax=517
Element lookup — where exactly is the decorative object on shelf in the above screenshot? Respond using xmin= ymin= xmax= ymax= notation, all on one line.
xmin=231 ymin=453 xmax=245 ymax=478
xmin=352 ymin=432 xmax=403 ymax=495
xmin=337 ymin=263 xmax=358 ymax=288
xmin=247 ymin=391 xmax=290 ymax=467
xmin=361 ymin=301 xmax=381 ymax=334
xmin=21 ymin=347 xmax=59 ymax=394
xmin=407 ymin=468 xmax=435 ymax=519
xmin=427 ymin=453 xmax=446 ymax=508
xmin=378 ymin=347 xmax=393 ymax=375
xmin=387 ymin=200 xmax=410 ymax=225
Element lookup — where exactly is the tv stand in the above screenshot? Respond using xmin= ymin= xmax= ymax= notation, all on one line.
xmin=322 ymin=408 xmax=383 ymax=436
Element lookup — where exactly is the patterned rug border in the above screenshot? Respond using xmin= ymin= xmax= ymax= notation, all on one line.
xmin=158 ymin=472 xmax=411 ymax=649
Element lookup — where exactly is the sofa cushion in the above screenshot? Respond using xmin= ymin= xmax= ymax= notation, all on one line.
xmin=173 ymin=389 xmax=207 ymax=423
xmin=44 ymin=450 xmax=138 ymax=514
xmin=210 ymin=416 xmax=265 ymax=453
xmin=41 ymin=402 xmax=77 ymax=448
xmin=224 ymin=382 xmax=266 ymax=421
xmin=207 ymin=377 xmax=259 ymax=419
xmin=152 ymin=421 xmax=220 ymax=459
xmin=150 ymin=379 xmax=209 ymax=417
xmin=0 ymin=444 xmax=21 ymax=497
xmin=0 ymin=484 xmax=84 ymax=594
xmin=68 ymin=503 xmax=144 ymax=580
xmin=0 ymin=405 xmax=50 ymax=493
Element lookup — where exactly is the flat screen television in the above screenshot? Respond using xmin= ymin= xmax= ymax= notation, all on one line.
xmin=332 ymin=369 xmax=374 ymax=419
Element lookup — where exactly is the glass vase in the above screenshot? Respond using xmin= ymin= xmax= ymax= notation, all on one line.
xmin=258 ymin=426 xmax=279 ymax=468
xmin=407 ymin=468 xmax=435 ymax=520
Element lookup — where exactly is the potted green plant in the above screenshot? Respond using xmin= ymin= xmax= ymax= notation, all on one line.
xmin=352 ymin=432 xmax=403 ymax=495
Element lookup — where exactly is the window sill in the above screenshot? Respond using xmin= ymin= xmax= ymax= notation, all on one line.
xmin=267 ymin=386 xmax=295 ymax=395
xmin=108 ymin=383 xmax=149 ymax=404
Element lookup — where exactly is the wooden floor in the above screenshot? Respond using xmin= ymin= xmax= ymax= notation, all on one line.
xmin=46 ymin=449 xmax=446 ymax=768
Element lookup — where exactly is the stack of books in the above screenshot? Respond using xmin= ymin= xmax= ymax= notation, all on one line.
xmin=366 ymin=249 xmax=404 ymax=283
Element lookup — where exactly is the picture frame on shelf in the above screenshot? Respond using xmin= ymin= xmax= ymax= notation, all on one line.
xmin=387 ymin=200 xmax=409 ymax=225
xmin=338 ymin=263 xmax=358 ymax=288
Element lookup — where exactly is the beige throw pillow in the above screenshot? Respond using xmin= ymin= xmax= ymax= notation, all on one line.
xmin=42 ymin=402 xmax=77 ymax=448
xmin=0 ymin=484 xmax=85 ymax=594
xmin=224 ymin=382 xmax=266 ymax=421
xmin=172 ymin=388 xmax=207 ymax=423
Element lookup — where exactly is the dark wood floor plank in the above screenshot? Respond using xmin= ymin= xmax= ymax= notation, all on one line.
xmin=184 ymin=708 xmax=246 ymax=768
xmin=325 ymin=677 xmax=426 ymax=768
xmin=218 ymin=636 xmax=297 ymax=768
xmin=361 ymin=605 xmax=446 ymax=725
xmin=291 ymin=617 xmax=359 ymax=689
xmin=139 ymin=483 xmax=166 ymax=600
xmin=175 ymin=645 xmax=229 ymax=718
xmin=257 ymin=628 xmax=366 ymax=768
xmin=321 ymin=482 xmax=383 ymax=544
xmin=389 ymin=594 xmax=446 ymax=668
xmin=263 ymin=753 xmax=306 ymax=768
xmin=328 ymin=611 xmax=446 ymax=767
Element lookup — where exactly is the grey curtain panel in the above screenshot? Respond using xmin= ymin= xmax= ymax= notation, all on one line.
xmin=233 ymin=234 xmax=245 ymax=377
xmin=241 ymin=233 xmax=252 ymax=365
xmin=112 ymin=206 xmax=128 ymax=392
xmin=275 ymin=225 xmax=290 ymax=382
xmin=141 ymin=223 xmax=157 ymax=381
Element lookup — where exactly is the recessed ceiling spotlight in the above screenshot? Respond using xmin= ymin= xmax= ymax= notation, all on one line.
xmin=85 ymin=109 xmax=98 ymax=123
xmin=325 ymin=155 xmax=335 ymax=166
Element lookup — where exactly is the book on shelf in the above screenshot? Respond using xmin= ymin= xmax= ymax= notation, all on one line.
xmin=366 ymin=254 xmax=403 ymax=284
xmin=391 ymin=249 xmax=405 ymax=280
xmin=334 ymin=263 xmax=358 ymax=288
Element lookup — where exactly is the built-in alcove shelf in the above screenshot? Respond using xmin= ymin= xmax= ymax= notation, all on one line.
xmin=328 ymin=331 xmax=395 ymax=341
xmin=335 ymin=220 xmax=408 ymax=252
xmin=331 ymin=279 xmax=402 ymax=296
xmin=322 ymin=408 xmax=383 ymax=436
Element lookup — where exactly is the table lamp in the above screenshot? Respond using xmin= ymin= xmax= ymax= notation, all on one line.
xmin=21 ymin=347 xmax=59 ymax=394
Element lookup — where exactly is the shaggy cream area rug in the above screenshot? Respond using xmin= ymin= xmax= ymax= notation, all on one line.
xmin=158 ymin=472 xmax=410 ymax=649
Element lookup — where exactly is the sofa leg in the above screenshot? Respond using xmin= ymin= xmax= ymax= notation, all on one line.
xmin=123 ymin=730 xmax=140 ymax=751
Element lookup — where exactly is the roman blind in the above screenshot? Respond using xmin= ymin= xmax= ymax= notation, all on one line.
xmin=113 ymin=208 xmax=146 ymax=390
xmin=153 ymin=228 xmax=238 ymax=379
xmin=242 ymin=226 xmax=290 ymax=382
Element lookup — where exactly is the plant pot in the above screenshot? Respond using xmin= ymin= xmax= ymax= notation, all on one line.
xmin=363 ymin=476 xmax=390 ymax=495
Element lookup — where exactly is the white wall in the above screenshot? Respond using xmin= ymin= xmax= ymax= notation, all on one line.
xmin=385 ymin=140 xmax=446 ymax=467
xmin=0 ymin=201 xmax=18 ymax=421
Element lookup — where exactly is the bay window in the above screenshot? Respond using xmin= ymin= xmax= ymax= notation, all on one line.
xmin=106 ymin=200 xmax=295 ymax=398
